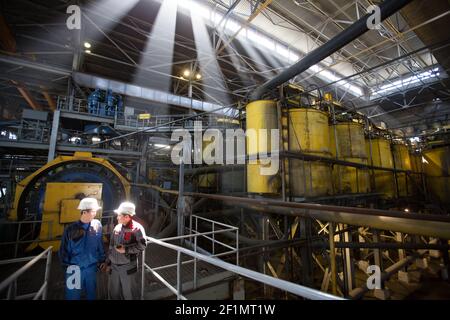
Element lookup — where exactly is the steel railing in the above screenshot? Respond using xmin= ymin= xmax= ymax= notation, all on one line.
xmin=142 ymin=236 xmax=344 ymax=300
xmin=0 ymin=246 xmax=53 ymax=300
xmin=140 ymin=215 xmax=342 ymax=300
xmin=0 ymin=215 xmax=115 ymax=258
xmin=56 ymin=95 xmax=238 ymax=131
xmin=140 ymin=214 xmax=238 ymax=300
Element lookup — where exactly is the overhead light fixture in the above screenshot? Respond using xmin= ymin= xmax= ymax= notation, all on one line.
xmin=85 ymin=49 xmax=91 ymax=54
xmin=196 ymin=73 xmax=202 ymax=80
xmin=183 ymin=70 xmax=191 ymax=77
xmin=404 ymin=208 xmax=409 ymax=212
xmin=84 ymin=42 xmax=92 ymax=49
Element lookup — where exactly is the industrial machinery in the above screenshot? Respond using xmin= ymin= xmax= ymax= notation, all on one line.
xmin=87 ymin=88 xmax=124 ymax=117
xmin=7 ymin=152 xmax=130 ymax=252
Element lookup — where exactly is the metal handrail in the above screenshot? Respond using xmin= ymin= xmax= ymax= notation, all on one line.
xmin=0 ymin=215 xmax=115 ymax=258
xmin=140 ymin=214 xmax=341 ymax=300
xmin=146 ymin=237 xmax=344 ymax=300
xmin=0 ymin=246 xmax=53 ymax=300
xmin=141 ymin=215 xmax=239 ymax=300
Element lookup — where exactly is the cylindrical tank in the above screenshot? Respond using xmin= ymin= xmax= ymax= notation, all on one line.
xmin=410 ymin=151 xmax=424 ymax=197
xmin=246 ymin=100 xmax=280 ymax=194
xmin=392 ymin=143 xmax=412 ymax=197
xmin=423 ymin=146 xmax=450 ymax=206
xmin=289 ymin=108 xmax=333 ymax=197
xmin=365 ymin=137 xmax=395 ymax=198
xmin=330 ymin=122 xmax=370 ymax=194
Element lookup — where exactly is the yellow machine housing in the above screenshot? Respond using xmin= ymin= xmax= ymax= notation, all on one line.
xmin=365 ymin=138 xmax=395 ymax=198
xmin=289 ymin=108 xmax=333 ymax=197
xmin=392 ymin=143 xmax=412 ymax=197
xmin=37 ymin=183 xmax=103 ymax=251
xmin=330 ymin=122 xmax=370 ymax=194
xmin=246 ymin=100 xmax=280 ymax=194
xmin=423 ymin=146 xmax=450 ymax=205
xmin=9 ymin=152 xmax=131 ymax=252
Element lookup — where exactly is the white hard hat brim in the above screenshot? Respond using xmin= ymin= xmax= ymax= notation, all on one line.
xmin=114 ymin=209 xmax=135 ymax=215
xmin=78 ymin=205 xmax=102 ymax=210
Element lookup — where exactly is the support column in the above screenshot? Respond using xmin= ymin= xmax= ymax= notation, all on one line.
xmin=177 ymin=160 xmax=185 ymax=238
xmin=47 ymin=109 xmax=60 ymax=162
xmin=299 ymin=216 xmax=313 ymax=287
xmin=329 ymin=222 xmax=337 ymax=295
xmin=342 ymin=225 xmax=354 ymax=293
xmin=373 ymin=230 xmax=384 ymax=272
xmin=397 ymin=232 xmax=410 ymax=283
xmin=373 ymin=229 xmax=390 ymax=299
xmin=138 ymin=137 xmax=148 ymax=183
xmin=260 ymin=214 xmax=269 ymax=297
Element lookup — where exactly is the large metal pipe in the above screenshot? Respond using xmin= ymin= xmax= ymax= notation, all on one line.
xmin=134 ymin=184 xmax=450 ymax=223
xmin=235 ymin=202 xmax=450 ymax=240
xmin=134 ymin=184 xmax=450 ymax=238
xmin=250 ymin=0 xmax=414 ymax=100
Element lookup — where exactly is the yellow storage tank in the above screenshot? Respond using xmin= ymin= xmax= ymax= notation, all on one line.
xmin=365 ymin=137 xmax=396 ymax=198
xmin=289 ymin=108 xmax=333 ymax=197
xmin=246 ymin=100 xmax=280 ymax=194
xmin=410 ymin=152 xmax=423 ymax=173
xmin=423 ymin=146 xmax=450 ymax=206
xmin=410 ymin=152 xmax=424 ymax=196
xmin=330 ymin=122 xmax=370 ymax=194
xmin=392 ymin=143 xmax=412 ymax=197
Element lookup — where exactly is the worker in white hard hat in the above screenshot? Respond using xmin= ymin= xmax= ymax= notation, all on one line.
xmin=106 ymin=201 xmax=147 ymax=300
xmin=59 ymin=197 xmax=106 ymax=300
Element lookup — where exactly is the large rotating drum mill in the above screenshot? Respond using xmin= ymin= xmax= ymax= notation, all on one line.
xmin=7 ymin=152 xmax=130 ymax=252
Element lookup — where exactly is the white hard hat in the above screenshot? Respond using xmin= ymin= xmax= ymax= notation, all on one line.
xmin=77 ymin=198 xmax=101 ymax=211
xmin=114 ymin=201 xmax=136 ymax=216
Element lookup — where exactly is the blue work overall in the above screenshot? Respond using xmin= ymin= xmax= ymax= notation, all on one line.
xmin=59 ymin=220 xmax=105 ymax=300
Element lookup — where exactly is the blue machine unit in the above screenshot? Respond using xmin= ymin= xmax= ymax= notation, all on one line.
xmin=87 ymin=88 xmax=123 ymax=118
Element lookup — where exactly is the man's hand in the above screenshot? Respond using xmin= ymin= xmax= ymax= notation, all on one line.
xmin=115 ymin=245 xmax=125 ymax=254
xmin=98 ymin=262 xmax=111 ymax=273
